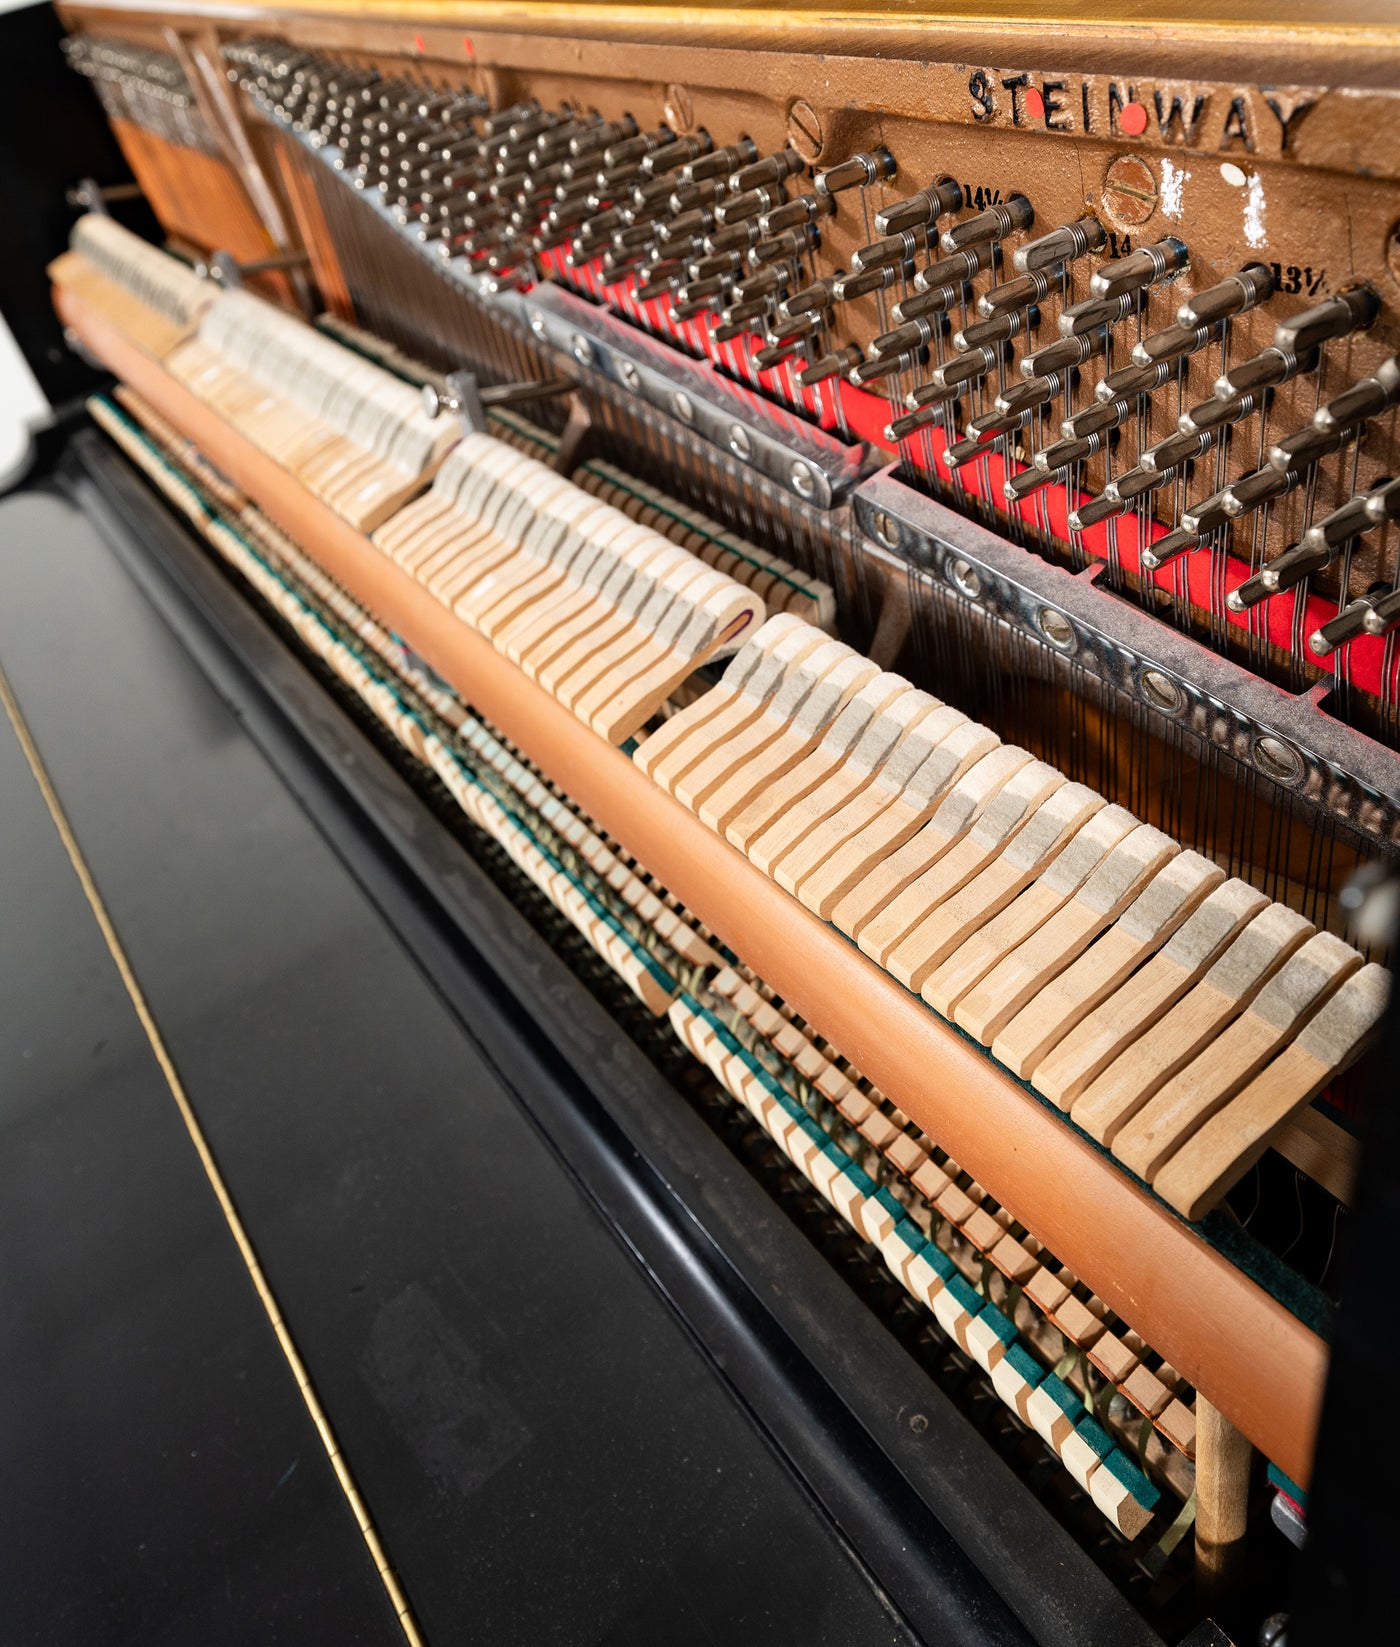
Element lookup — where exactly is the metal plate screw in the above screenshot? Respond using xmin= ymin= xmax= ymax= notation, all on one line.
xmin=1255 ymin=735 xmax=1304 ymax=783
xmin=949 ymin=557 xmax=983 ymax=600
xmin=872 ymin=510 xmax=899 ymax=549
xmin=1141 ymin=668 xmax=1184 ymax=712
xmin=1037 ymin=607 xmax=1075 ymax=649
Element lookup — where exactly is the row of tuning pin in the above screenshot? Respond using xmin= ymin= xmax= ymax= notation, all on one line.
xmin=64 ymin=35 xmax=212 ymax=152
xmin=225 ymin=43 xmax=1400 ymax=662
xmin=225 ymin=41 xmax=900 ymax=408
xmin=848 ymin=176 xmax=1399 ymax=662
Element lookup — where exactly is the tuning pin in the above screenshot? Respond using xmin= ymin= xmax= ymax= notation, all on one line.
xmin=1273 ymin=286 xmax=1379 ymax=353
xmin=906 ymin=379 xmax=963 ymax=411
xmin=683 ymin=138 xmax=757 ymax=183
xmin=1131 ymin=321 xmax=1221 ymax=368
xmin=1267 ymin=420 xmax=1358 ymax=472
xmin=928 ymin=342 xmax=1010 ymax=392
xmin=750 ymin=224 xmax=820 ymax=268
xmin=874 ymin=178 xmax=963 ymax=235
xmin=752 ymin=336 xmax=804 ymax=372
xmin=965 ymin=404 xmax=1031 ymax=440
xmin=1178 ymin=390 xmax=1260 ymax=435
xmin=1005 ymin=464 xmax=1061 ymax=503
xmin=656 ymin=208 xmax=710 ymax=249
xmin=598 ymin=252 xmax=648 ymax=287
xmin=940 ymin=195 xmax=1034 ymax=253
xmin=954 ymin=306 xmax=1039 ymax=352
xmin=711 ymin=186 xmax=780 ymax=227
xmin=1070 ymin=491 xmax=1130 ymax=530
xmin=1137 ymin=428 xmax=1213 ymax=475
xmin=1095 ymin=359 xmax=1174 ymax=403
xmin=1034 ymin=427 xmax=1113 ymax=475
xmin=1309 ymin=596 xmax=1381 ymax=655
xmin=731 ymin=147 xmax=805 ymax=192
xmin=671 ymin=275 xmax=728 ymax=319
xmin=1011 ymin=217 xmax=1105 ymax=275
xmin=1057 ymin=289 xmax=1148 ymax=336
xmin=1365 ymin=474 xmax=1400 ymax=524
xmin=1021 ymin=328 xmax=1107 ymax=380
xmin=892 ymin=281 xmax=973 ymax=324
xmin=639 ymin=132 xmax=713 ymax=178
xmin=711 ymin=310 xmax=762 ymax=342
xmin=886 ymin=404 xmax=944 ymax=442
xmin=571 ymin=117 xmax=637 ymax=158
xmin=851 ymin=349 xmax=925 ymax=385
xmin=871 ymin=314 xmax=951 ymax=358
xmin=814 ymin=149 xmax=896 ymax=197
xmin=853 ymin=227 xmax=935 ymax=272
xmin=1183 ymin=466 xmax=1302 ymax=535
xmin=830 ymin=264 xmax=906 ymax=304
xmin=977 ymin=267 xmax=1063 ymax=319
xmin=915 ymin=243 xmax=996 ymax=293
xmin=1362 ymin=586 xmax=1400 ymax=637
xmin=1214 ymin=343 xmax=1319 ymax=399
xmin=1062 ymin=397 xmax=1131 ymax=441
xmin=734 ymin=264 xmax=790 ymax=303
xmin=798 ymin=343 xmax=863 ymax=386
xmin=779 ymin=278 xmax=836 ymax=319
xmin=1176 ymin=263 xmax=1274 ymax=328
xmin=689 ymin=248 xmax=742 ymax=281
xmin=766 ymin=311 xmax=824 ymax=348
xmin=1089 ymin=237 xmax=1189 ymax=299
xmin=1139 ymin=528 xmax=1206 ymax=570
xmin=758 ymin=193 xmax=835 ymax=236
xmin=634 ymin=259 xmax=688 ymax=301
xmin=947 ymin=419 xmax=1028 ymax=467
xmin=1313 ymin=356 xmax=1400 ymax=434
xmin=994 ymin=370 xmax=1067 ymax=417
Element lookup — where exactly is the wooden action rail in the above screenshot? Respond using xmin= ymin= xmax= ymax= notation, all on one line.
xmin=57 ymin=280 xmax=1332 ymax=1488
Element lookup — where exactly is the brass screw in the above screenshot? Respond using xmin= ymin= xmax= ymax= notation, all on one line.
xmin=786 ymin=97 xmax=824 ymax=161
xmin=664 ymin=83 xmax=694 ymax=132
xmin=1100 ymin=154 xmax=1159 ymax=228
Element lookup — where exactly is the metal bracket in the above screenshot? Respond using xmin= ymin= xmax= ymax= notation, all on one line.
xmin=853 ymin=466 xmax=1400 ymax=847
xmin=421 ymin=369 xmax=575 ymax=433
xmin=65 ymin=178 xmax=144 ymax=215
xmin=517 ymin=284 xmax=873 ymax=509
xmin=195 ymin=247 xmax=312 ymax=287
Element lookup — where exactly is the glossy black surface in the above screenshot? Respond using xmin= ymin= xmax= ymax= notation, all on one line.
xmin=0 ymin=481 xmax=929 ymax=1645
xmin=0 ymin=615 xmax=400 ymax=1645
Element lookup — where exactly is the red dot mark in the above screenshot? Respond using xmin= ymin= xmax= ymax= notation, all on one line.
xmin=412 ymin=32 xmax=425 ymax=53
xmin=1120 ymin=101 xmax=1149 ymax=137
xmin=462 ymin=36 xmax=475 ymax=57
xmin=1024 ymin=87 xmax=1045 ymax=121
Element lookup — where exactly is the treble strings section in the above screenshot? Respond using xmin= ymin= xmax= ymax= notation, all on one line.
xmin=221 ymin=40 xmax=1400 ymax=706
xmin=88 ymin=382 xmax=1206 ymax=1557
xmin=640 ymin=614 xmax=1390 ymax=1222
